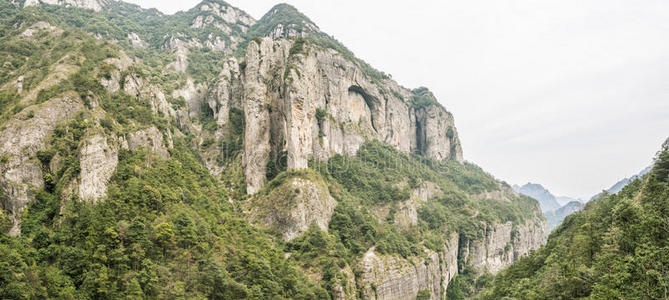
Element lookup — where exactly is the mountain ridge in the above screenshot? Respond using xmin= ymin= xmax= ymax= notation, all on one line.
xmin=480 ymin=139 xmax=669 ymax=299
xmin=0 ymin=1 xmax=547 ymax=299
xmin=512 ymin=182 xmax=562 ymax=212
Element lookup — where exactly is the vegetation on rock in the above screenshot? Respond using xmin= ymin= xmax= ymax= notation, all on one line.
xmin=479 ymin=148 xmax=669 ymax=299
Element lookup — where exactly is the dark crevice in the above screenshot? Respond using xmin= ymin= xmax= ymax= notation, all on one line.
xmin=348 ymin=85 xmax=378 ymax=132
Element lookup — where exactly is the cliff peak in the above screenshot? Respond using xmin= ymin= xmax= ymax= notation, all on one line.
xmin=23 ymin=0 xmax=116 ymax=12
xmin=248 ymin=3 xmax=321 ymax=39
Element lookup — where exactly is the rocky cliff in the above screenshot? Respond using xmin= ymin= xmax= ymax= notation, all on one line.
xmin=239 ymin=37 xmax=463 ymax=193
xmin=0 ymin=2 xmax=546 ymax=298
xmin=347 ymin=214 xmax=546 ymax=300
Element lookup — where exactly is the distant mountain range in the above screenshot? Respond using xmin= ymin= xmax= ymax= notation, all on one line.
xmin=513 ymin=183 xmax=567 ymax=212
xmin=544 ymin=201 xmax=584 ymax=230
xmin=513 ymin=183 xmax=583 ymax=231
xmin=515 ymin=163 xmax=653 ymax=231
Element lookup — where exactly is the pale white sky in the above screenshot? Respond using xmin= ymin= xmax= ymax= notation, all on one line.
xmin=126 ymin=0 xmax=669 ymax=199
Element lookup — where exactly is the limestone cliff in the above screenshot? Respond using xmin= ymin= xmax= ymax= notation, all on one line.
xmin=0 ymin=3 xmax=548 ymax=298
xmin=240 ymin=38 xmax=463 ymax=193
xmin=356 ymin=233 xmax=459 ymax=300
xmin=0 ymin=93 xmax=84 ymax=235
xmin=460 ymin=216 xmax=547 ymax=274
xmin=349 ymin=214 xmax=546 ymax=299
xmin=246 ymin=171 xmax=335 ymax=241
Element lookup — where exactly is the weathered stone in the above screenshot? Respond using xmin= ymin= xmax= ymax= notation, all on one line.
xmin=246 ymin=174 xmax=335 ymax=241
xmin=78 ymin=134 xmax=118 ymax=202
xmin=0 ymin=93 xmax=84 ymax=235
xmin=240 ymin=38 xmax=464 ymax=194
xmin=461 ymin=215 xmax=547 ymax=274
xmin=127 ymin=126 xmax=169 ymax=159
xmin=358 ymin=233 xmax=459 ymax=300
xmin=127 ymin=32 xmax=147 ymax=49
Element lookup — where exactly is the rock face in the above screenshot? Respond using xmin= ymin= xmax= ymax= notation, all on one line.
xmin=78 ymin=134 xmax=118 ymax=202
xmin=240 ymin=38 xmax=463 ymax=194
xmin=354 ymin=215 xmax=546 ymax=300
xmin=126 ymin=127 xmax=170 ymax=159
xmin=127 ymin=32 xmax=147 ymax=49
xmin=246 ymin=173 xmax=335 ymax=241
xmin=0 ymin=94 xmax=84 ymax=236
xmin=415 ymin=104 xmax=463 ymax=162
xmin=357 ymin=233 xmax=459 ymax=300
xmin=461 ymin=216 xmax=547 ymax=274
xmin=394 ymin=181 xmax=442 ymax=229
xmin=24 ymin=0 xmax=114 ymax=12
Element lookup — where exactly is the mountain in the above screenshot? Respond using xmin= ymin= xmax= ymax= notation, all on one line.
xmin=556 ymin=195 xmax=581 ymax=206
xmin=513 ymin=183 xmax=584 ymax=231
xmin=0 ymin=1 xmax=546 ymax=299
xmin=23 ymin=0 xmax=115 ymax=12
xmin=589 ymin=165 xmax=651 ymax=201
xmin=513 ymin=183 xmax=562 ymax=212
xmin=479 ymin=140 xmax=669 ymax=299
xmin=544 ymin=200 xmax=584 ymax=230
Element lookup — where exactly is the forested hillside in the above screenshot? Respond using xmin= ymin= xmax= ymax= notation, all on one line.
xmin=0 ymin=0 xmax=548 ymax=299
xmin=479 ymin=146 xmax=669 ymax=299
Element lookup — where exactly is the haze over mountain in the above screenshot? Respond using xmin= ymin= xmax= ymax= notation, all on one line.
xmin=513 ymin=183 xmax=584 ymax=231
xmin=512 ymin=183 xmax=562 ymax=212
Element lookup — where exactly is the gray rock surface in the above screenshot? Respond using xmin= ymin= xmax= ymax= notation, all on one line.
xmin=247 ymin=174 xmax=335 ymax=241
xmin=357 ymin=233 xmax=459 ymax=300
xmin=0 ymin=94 xmax=84 ymax=236
xmin=240 ymin=38 xmax=464 ymax=194
xmin=127 ymin=126 xmax=170 ymax=159
xmin=78 ymin=134 xmax=118 ymax=202
xmin=461 ymin=216 xmax=547 ymax=274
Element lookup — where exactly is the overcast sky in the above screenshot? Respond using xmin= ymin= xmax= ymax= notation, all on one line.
xmin=125 ymin=0 xmax=669 ymax=199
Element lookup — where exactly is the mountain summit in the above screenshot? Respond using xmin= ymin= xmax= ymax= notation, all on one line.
xmin=250 ymin=3 xmax=320 ymax=39
xmin=513 ymin=182 xmax=561 ymax=212
xmin=24 ymin=0 xmax=116 ymax=12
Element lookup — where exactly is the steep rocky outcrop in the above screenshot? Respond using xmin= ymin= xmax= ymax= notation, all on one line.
xmin=0 ymin=93 xmax=84 ymax=235
xmin=354 ymin=215 xmax=546 ymax=300
xmin=461 ymin=216 xmax=546 ymax=274
xmin=240 ymin=38 xmax=463 ymax=193
xmin=126 ymin=126 xmax=171 ymax=159
xmin=78 ymin=134 xmax=118 ymax=202
xmin=357 ymin=233 xmax=459 ymax=300
xmin=246 ymin=172 xmax=335 ymax=241
xmin=394 ymin=181 xmax=442 ymax=229
xmin=338 ymin=191 xmax=545 ymax=300
xmin=0 ymin=3 xmax=549 ymax=298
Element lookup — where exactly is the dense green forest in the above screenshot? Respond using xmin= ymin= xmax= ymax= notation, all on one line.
xmin=479 ymin=149 xmax=669 ymax=299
